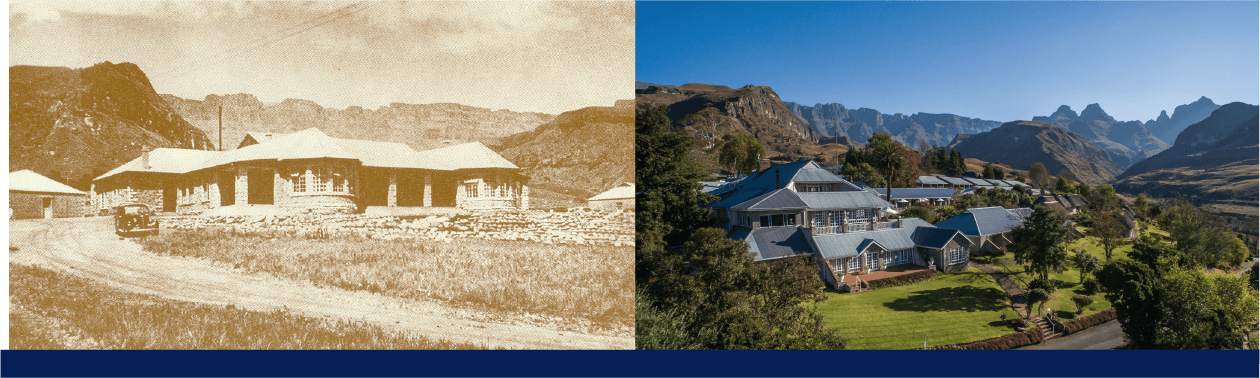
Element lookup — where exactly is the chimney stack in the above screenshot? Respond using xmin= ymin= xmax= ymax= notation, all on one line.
xmin=775 ymin=169 xmax=780 ymax=188
xmin=142 ymin=147 xmax=151 ymax=170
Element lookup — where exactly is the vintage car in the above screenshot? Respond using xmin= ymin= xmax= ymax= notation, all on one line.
xmin=114 ymin=204 xmax=160 ymax=237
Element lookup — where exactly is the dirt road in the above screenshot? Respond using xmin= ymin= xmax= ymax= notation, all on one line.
xmin=9 ymin=217 xmax=633 ymax=349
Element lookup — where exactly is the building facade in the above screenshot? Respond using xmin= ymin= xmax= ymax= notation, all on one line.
xmin=10 ymin=170 xmax=87 ymax=219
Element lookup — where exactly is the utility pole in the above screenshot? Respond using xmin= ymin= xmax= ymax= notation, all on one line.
xmin=218 ymin=106 xmax=223 ymax=151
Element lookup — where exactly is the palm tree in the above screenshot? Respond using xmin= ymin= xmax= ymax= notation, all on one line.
xmin=871 ymin=140 xmax=903 ymax=204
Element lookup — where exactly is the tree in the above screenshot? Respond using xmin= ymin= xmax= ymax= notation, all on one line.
xmin=1098 ymin=260 xmax=1163 ymax=348
xmin=678 ymin=107 xmax=728 ymax=150
xmin=1090 ymin=200 xmax=1127 ymax=262
xmin=982 ymin=163 xmax=994 ymax=179
xmin=717 ymin=133 xmax=766 ymax=177
xmin=1076 ymin=182 xmax=1092 ymax=197
xmin=1095 ymin=184 xmax=1116 ymax=200
xmin=845 ymin=162 xmax=884 ymax=188
xmin=1071 ymin=295 xmax=1094 ymax=314
xmin=1009 ymin=205 xmax=1070 ymax=291
xmin=1129 ymin=233 xmax=1181 ymax=272
xmin=1250 ymin=264 xmax=1258 ymax=291
xmin=1027 ymin=162 xmax=1051 ymax=187
xmin=901 ymin=206 xmax=937 ymax=223
xmin=1134 ymin=194 xmax=1149 ymax=220
xmin=1054 ymin=176 xmax=1073 ymax=194
xmin=949 ymin=150 xmax=966 ymax=177
xmin=1074 ymin=251 xmax=1099 ymax=283
xmin=1027 ymin=288 xmax=1049 ymax=315
xmin=992 ymin=166 xmax=1005 ymax=180
xmin=868 ymin=133 xmax=903 ymax=203
xmin=1157 ymin=267 xmax=1258 ymax=349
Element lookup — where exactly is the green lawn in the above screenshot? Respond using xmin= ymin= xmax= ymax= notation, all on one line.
xmin=815 ymin=269 xmax=1018 ymax=349
xmin=986 ymin=234 xmax=1127 ymax=319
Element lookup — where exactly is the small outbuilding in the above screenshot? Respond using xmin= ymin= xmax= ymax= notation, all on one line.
xmin=9 ymin=170 xmax=87 ymax=219
xmin=587 ymin=183 xmax=635 ymax=211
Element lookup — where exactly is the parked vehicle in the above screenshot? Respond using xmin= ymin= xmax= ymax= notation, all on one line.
xmin=114 ymin=204 xmax=159 ymax=237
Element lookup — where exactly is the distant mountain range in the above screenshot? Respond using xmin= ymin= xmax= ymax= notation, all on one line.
xmin=1142 ymin=96 xmax=1221 ymax=146
xmin=162 ymin=93 xmax=555 ymax=152
xmin=496 ymin=101 xmax=635 ymax=208
xmin=1032 ymin=103 xmax=1168 ymax=166
xmin=9 ymin=62 xmax=213 ymax=190
xmin=783 ymin=102 xmax=1003 ymax=149
xmin=947 ymin=121 xmax=1127 ymax=185
xmin=1114 ymin=102 xmax=1258 ymax=217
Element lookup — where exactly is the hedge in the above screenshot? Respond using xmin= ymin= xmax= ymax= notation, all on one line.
xmin=928 ymin=327 xmax=1044 ymax=350
xmin=1062 ymin=308 xmax=1117 ymax=335
xmin=866 ymin=269 xmax=937 ymax=290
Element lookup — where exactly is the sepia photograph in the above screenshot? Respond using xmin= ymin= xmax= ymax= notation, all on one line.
xmin=635 ymin=1 xmax=1258 ymax=350
xmin=9 ymin=0 xmax=634 ymax=350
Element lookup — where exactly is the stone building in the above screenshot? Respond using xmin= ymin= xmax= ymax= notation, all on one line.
xmin=10 ymin=170 xmax=87 ymax=219
xmin=587 ymin=183 xmax=634 ymax=211
xmin=90 ymin=128 xmax=528 ymax=215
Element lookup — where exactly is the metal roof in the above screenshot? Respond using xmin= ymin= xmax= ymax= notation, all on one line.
xmin=742 ymin=226 xmax=816 ymax=261
xmin=796 ymin=191 xmax=893 ymax=210
xmin=935 ymin=206 xmax=1031 ymax=236
xmin=962 ymin=177 xmax=992 ymax=186
xmin=936 ymin=176 xmax=973 ymax=186
xmin=403 ymin=141 xmax=519 ymax=170
xmin=710 ymin=160 xmax=861 ymax=208
xmin=202 ymin=128 xmax=360 ymax=168
xmin=589 ymin=184 xmax=635 ymax=201
xmin=918 ymin=176 xmax=949 ymax=185
xmin=732 ymin=188 xmax=809 ymax=211
xmin=912 ymin=227 xmax=968 ymax=250
xmin=879 ymin=188 xmax=958 ymax=199
xmin=1003 ymin=180 xmax=1029 ymax=187
xmin=9 ymin=170 xmax=85 ymax=195
xmin=812 ymin=226 xmax=918 ymax=259
xmin=790 ymin=162 xmax=850 ymax=183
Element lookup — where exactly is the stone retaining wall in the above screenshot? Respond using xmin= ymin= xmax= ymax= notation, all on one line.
xmin=160 ymin=209 xmax=635 ymax=246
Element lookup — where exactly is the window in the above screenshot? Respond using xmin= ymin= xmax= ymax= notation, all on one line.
xmin=892 ymin=249 xmax=911 ymax=265
xmin=830 ymin=211 xmax=841 ymax=226
xmin=847 ymin=257 xmax=859 ymax=272
xmin=466 ymin=182 xmax=479 ymax=198
xmin=947 ymin=246 xmax=967 ymax=264
xmin=785 ymin=213 xmax=796 ymax=226
xmin=770 ymin=214 xmax=784 ymax=227
xmin=814 ymin=211 xmax=827 ymax=227
xmin=295 ymin=169 xmax=307 ymax=193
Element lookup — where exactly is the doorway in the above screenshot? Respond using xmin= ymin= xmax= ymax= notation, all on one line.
xmin=42 ymin=197 xmax=52 ymax=219
xmin=247 ymin=169 xmax=274 ymax=205
xmin=219 ymin=173 xmax=235 ymax=206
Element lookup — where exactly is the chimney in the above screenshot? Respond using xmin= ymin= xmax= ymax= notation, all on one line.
xmin=142 ymin=147 xmax=151 ymax=170
xmin=775 ymin=169 xmax=780 ymax=188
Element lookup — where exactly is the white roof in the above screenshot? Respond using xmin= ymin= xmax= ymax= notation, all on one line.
xmin=94 ymin=148 xmax=221 ymax=181
xmin=404 ymin=141 xmax=520 ymax=170
xmin=589 ymin=184 xmax=635 ymax=201
xmin=9 ymin=170 xmax=85 ymax=195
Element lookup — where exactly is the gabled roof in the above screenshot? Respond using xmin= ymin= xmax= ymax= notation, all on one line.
xmin=935 ymin=206 xmax=1031 ymax=236
xmin=1002 ymin=180 xmax=1029 ymax=187
xmin=1064 ymin=194 xmax=1089 ymax=208
xmin=239 ymin=131 xmax=288 ymax=148
xmin=589 ymin=184 xmax=635 ymax=201
xmin=912 ymin=227 xmax=970 ymax=250
xmin=918 ymin=176 xmax=949 ymax=185
xmin=9 ymin=170 xmax=85 ymax=195
xmin=94 ymin=148 xmax=221 ymax=181
xmin=739 ymin=226 xmax=816 ymax=261
xmin=203 ymin=128 xmax=359 ymax=167
xmin=796 ymin=191 xmax=893 ymax=210
xmin=813 ymin=226 xmax=918 ymax=259
xmin=936 ymin=176 xmax=973 ymax=186
xmin=332 ymin=137 xmax=421 ymax=168
xmin=732 ymin=188 xmax=809 ymax=211
xmin=710 ymin=160 xmax=861 ymax=209
xmin=962 ymin=177 xmax=992 ymax=186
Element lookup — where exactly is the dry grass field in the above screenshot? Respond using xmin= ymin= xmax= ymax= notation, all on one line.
xmin=136 ymin=230 xmax=634 ymax=331
xmin=9 ymin=264 xmax=474 ymax=349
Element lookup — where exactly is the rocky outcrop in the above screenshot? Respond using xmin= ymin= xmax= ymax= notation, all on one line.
xmin=1031 ymin=103 xmax=1168 ymax=166
xmin=9 ymin=62 xmax=214 ymax=190
xmin=161 ymin=93 xmax=555 ymax=152
xmin=785 ymin=102 xmax=1002 ymax=149
xmin=636 ymin=83 xmax=818 ymax=156
xmin=1143 ymin=96 xmax=1220 ymax=146
xmin=947 ymin=121 xmax=1127 ymax=185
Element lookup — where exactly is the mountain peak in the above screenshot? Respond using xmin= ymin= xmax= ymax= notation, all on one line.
xmin=1079 ymin=103 xmax=1113 ymax=121
xmin=1193 ymin=96 xmax=1217 ymax=106
xmin=1157 ymin=110 xmax=1170 ymax=121
xmin=1056 ymin=105 xmax=1073 ymax=112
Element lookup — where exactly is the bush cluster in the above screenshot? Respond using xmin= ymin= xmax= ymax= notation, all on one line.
xmin=865 ymin=269 xmax=937 ymax=289
xmin=1062 ymin=308 xmax=1117 ymax=335
xmin=932 ymin=328 xmax=1044 ymax=350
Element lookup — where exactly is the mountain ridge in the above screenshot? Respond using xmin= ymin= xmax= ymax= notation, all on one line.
xmin=946 ymin=120 xmax=1127 ymax=185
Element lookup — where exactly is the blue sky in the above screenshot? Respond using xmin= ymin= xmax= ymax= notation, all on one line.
xmin=637 ymin=1 xmax=1259 ymax=122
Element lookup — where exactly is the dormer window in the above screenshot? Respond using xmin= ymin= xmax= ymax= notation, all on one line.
xmin=758 ymin=213 xmax=797 ymax=227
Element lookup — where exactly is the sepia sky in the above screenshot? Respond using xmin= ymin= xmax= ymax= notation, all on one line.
xmin=9 ymin=1 xmax=634 ymax=114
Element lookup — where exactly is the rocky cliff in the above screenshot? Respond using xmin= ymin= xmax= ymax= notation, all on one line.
xmin=162 ymin=93 xmax=555 ymax=152
xmin=1114 ymin=102 xmax=1258 ymax=213
xmin=1031 ymin=103 xmax=1168 ymax=166
xmin=947 ymin=121 xmax=1127 ymax=185
xmin=494 ymin=101 xmax=634 ymax=208
xmin=636 ymin=83 xmax=818 ymax=158
xmin=9 ymin=62 xmax=214 ymax=190
xmin=1142 ymin=96 xmax=1221 ymax=146
xmin=784 ymin=102 xmax=1002 ymax=149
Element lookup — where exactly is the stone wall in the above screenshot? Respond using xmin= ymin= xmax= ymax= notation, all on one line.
xmin=160 ymin=208 xmax=634 ymax=246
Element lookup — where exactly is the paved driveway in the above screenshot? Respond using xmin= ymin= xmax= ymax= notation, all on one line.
xmin=1017 ymin=320 xmax=1125 ymax=350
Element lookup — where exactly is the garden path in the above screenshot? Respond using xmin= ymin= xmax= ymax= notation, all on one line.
xmin=971 ymin=262 xmax=1028 ymax=318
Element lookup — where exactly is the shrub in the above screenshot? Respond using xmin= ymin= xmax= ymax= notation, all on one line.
xmin=1080 ymin=278 xmax=1099 ymax=294
xmin=1011 ymin=317 xmax=1027 ymax=328
xmin=865 ymin=269 xmax=937 ymax=289
xmin=1071 ymin=295 xmax=1094 ymax=314
xmin=933 ymin=328 xmax=1044 ymax=350
xmin=1062 ymin=309 xmax=1117 ymax=335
